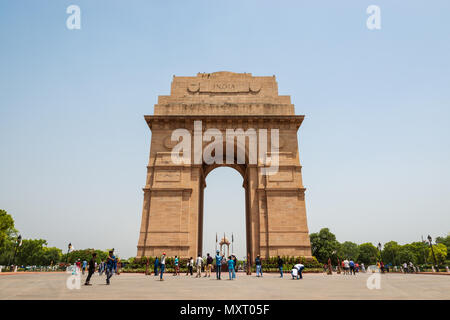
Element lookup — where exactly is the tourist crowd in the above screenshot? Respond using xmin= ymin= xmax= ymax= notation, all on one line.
xmin=73 ymin=250 xmax=430 ymax=286
xmin=152 ymin=251 xmax=305 ymax=281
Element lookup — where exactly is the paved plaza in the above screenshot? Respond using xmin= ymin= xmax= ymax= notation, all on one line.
xmin=0 ymin=272 xmax=449 ymax=300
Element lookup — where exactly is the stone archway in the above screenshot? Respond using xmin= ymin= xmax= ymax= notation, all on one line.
xmin=136 ymin=71 xmax=312 ymax=261
xmin=200 ymin=164 xmax=248 ymax=259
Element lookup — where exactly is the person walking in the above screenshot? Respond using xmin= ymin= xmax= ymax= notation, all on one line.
xmin=174 ymin=256 xmax=179 ymax=276
xmin=116 ymin=258 xmax=121 ymax=275
xmin=154 ymin=256 xmax=159 ymax=276
xmin=84 ymin=253 xmax=96 ymax=286
xmin=349 ymin=259 xmax=355 ymax=275
xmin=82 ymin=260 xmax=87 ymax=275
xmin=98 ymin=260 xmax=103 ymax=275
xmin=105 ymin=250 xmax=116 ymax=285
xmin=343 ymin=259 xmax=350 ymax=275
xmin=188 ymin=257 xmax=194 ymax=276
xmin=75 ymin=259 xmax=81 ymax=272
xmin=159 ymin=252 xmax=166 ymax=281
xmin=231 ymin=255 xmax=238 ymax=278
xmin=186 ymin=258 xmax=190 ymax=276
xmin=255 ymin=255 xmax=262 ymax=277
xmin=227 ymin=256 xmax=236 ymax=280
xmin=196 ymin=254 xmax=203 ymax=278
xmin=277 ymin=256 xmax=284 ymax=278
xmin=408 ymin=261 xmax=414 ymax=273
xmin=205 ymin=253 xmax=213 ymax=277
xmin=215 ymin=250 xmax=223 ymax=280
xmin=402 ymin=262 xmax=408 ymax=273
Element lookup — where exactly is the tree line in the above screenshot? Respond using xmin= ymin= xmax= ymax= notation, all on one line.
xmin=310 ymin=228 xmax=449 ymax=267
xmin=0 ymin=209 xmax=114 ymax=267
xmin=1 ymin=210 xmax=448 ymax=268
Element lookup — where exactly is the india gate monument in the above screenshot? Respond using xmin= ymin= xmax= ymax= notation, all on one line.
xmin=137 ymin=71 xmax=312 ymax=261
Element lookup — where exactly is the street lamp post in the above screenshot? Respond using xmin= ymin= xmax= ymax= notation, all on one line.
xmin=11 ymin=234 xmax=22 ymax=272
xmin=66 ymin=242 xmax=72 ymax=267
xmin=422 ymin=240 xmax=428 ymax=264
xmin=377 ymin=242 xmax=382 ymax=261
xmin=427 ymin=235 xmax=439 ymax=272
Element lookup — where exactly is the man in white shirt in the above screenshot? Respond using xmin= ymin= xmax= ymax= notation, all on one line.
xmin=160 ymin=252 xmax=166 ymax=281
xmin=196 ymin=254 xmax=203 ymax=278
xmin=343 ymin=259 xmax=350 ymax=275
xmin=403 ymin=262 xmax=408 ymax=273
xmin=294 ymin=263 xmax=305 ymax=279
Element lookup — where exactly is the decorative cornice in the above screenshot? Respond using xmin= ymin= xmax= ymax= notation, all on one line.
xmin=256 ymin=187 xmax=306 ymax=193
xmin=144 ymin=115 xmax=305 ymax=130
xmin=143 ymin=187 xmax=192 ymax=194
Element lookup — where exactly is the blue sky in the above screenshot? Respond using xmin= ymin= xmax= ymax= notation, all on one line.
xmin=0 ymin=0 xmax=449 ymax=259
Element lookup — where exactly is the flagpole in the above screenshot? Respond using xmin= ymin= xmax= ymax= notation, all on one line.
xmin=232 ymin=233 xmax=234 ymax=255
xmin=224 ymin=232 xmax=226 ymax=256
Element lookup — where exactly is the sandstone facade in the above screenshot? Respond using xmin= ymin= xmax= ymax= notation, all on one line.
xmin=137 ymin=71 xmax=312 ymax=260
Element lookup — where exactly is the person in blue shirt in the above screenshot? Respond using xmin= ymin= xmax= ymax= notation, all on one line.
xmin=227 ymin=256 xmax=236 ymax=280
xmin=154 ymin=256 xmax=159 ymax=276
xmin=215 ymin=250 xmax=223 ymax=280
xmin=277 ymin=256 xmax=284 ymax=278
xmin=82 ymin=260 xmax=87 ymax=275
xmin=255 ymin=255 xmax=263 ymax=277
xmin=105 ymin=250 xmax=116 ymax=285
xmin=349 ymin=260 xmax=355 ymax=275
xmin=174 ymin=256 xmax=179 ymax=276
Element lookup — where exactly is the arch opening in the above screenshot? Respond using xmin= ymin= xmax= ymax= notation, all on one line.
xmin=199 ymin=166 xmax=249 ymax=261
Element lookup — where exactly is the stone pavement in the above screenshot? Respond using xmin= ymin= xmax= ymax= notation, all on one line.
xmin=0 ymin=272 xmax=449 ymax=300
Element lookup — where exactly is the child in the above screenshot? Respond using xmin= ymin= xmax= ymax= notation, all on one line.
xmin=291 ymin=265 xmax=298 ymax=279
xmin=227 ymin=256 xmax=236 ymax=280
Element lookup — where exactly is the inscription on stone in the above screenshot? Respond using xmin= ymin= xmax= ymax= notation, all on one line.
xmin=188 ymin=81 xmax=261 ymax=93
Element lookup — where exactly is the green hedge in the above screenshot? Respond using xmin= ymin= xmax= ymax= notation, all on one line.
xmin=121 ymin=267 xmax=324 ymax=274
xmin=124 ymin=256 xmax=322 ymax=272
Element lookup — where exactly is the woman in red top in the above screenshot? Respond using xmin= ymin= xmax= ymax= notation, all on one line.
xmin=75 ymin=259 xmax=81 ymax=271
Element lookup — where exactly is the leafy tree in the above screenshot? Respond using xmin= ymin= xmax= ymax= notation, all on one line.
xmin=309 ymin=228 xmax=340 ymax=264
xmin=14 ymin=239 xmax=64 ymax=266
xmin=408 ymin=242 xmax=429 ymax=265
xmin=64 ymin=249 xmax=109 ymax=264
xmin=338 ymin=241 xmax=359 ymax=261
xmin=42 ymin=247 xmax=62 ymax=266
xmin=358 ymin=243 xmax=378 ymax=265
xmin=397 ymin=244 xmax=417 ymax=264
xmin=0 ymin=238 xmax=15 ymax=265
xmin=436 ymin=234 xmax=450 ymax=255
xmin=428 ymin=243 xmax=447 ymax=265
xmin=0 ymin=209 xmax=17 ymax=249
xmin=16 ymin=239 xmax=47 ymax=266
xmin=381 ymin=241 xmax=401 ymax=265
